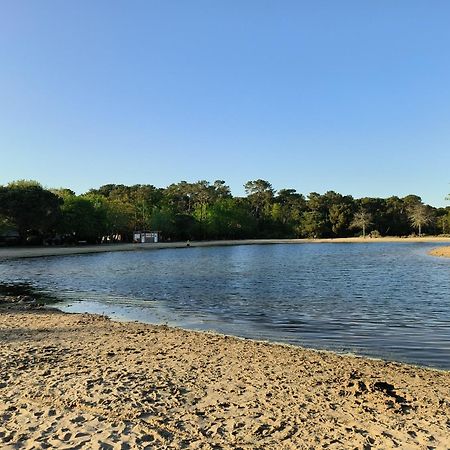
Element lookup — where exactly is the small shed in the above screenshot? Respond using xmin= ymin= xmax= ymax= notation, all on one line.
xmin=133 ymin=230 xmax=160 ymax=243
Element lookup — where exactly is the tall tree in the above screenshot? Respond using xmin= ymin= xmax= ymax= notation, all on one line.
xmin=0 ymin=180 xmax=62 ymax=242
xmin=244 ymin=179 xmax=275 ymax=219
xmin=350 ymin=209 xmax=373 ymax=238
xmin=323 ymin=192 xmax=355 ymax=236
xmin=58 ymin=194 xmax=105 ymax=243
xmin=300 ymin=192 xmax=332 ymax=238
xmin=300 ymin=210 xmax=328 ymax=238
xmin=408 ymin=204 xmax=432 ymax=236
xmin=275 ymin=189 xmax=306 ymax=225
xmin=88 ymin=183 xmax=163 ymax=231
xmin=357 ymin=197 xmax=386 ymax=234
xmin=149 ymin=207 xmax=176 ymax=239
xmin=383 ymin=196 xmax=410 ymax=236
xmin=205 ymin=198 xmax=256 ymax=239
xmin=436 ymin=211 xmax=449 ymax=235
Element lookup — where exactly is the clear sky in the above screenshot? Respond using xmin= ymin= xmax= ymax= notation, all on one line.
xmin=1 ymin=1 xmax=449 ymax=206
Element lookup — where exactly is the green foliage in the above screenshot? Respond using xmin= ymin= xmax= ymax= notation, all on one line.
xmin=325 ymin=193 xmax=354 ymax=236
xmin=0 ymin=179 xmax=444 ymax=243
xmin=244 ymin=179 xmax=274 ymax=220
xmin=0 ymin=181 xmax=62 ymax=242
xmin=274 ymin=189 xmax=306 ymax=230
xmin=205 ymin=199 xmax=257 ymax=239
xmin=150 ymin=207 xmax=176 ymax=238
xmin=300 ymin=210 xmax=328 ymax=238
xmin=7 ymin=180 xmax=43 ymax=189
xmin=435 ymin=208 xmax=450 ymax=234
xmin=0 ymin=215 xmax=13 ymax=234
xmin=382 ymin=196 xmax=409 ymax=236
xmin=299 ymin=192 xmax=331 ymax=237
xmin=58 ymin=195 xmax=105 ymax=242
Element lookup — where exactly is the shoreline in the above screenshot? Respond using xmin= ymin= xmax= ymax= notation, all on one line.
xmin=1 ymin=236 xmax=450 ymax=260
xmin=1 ymin=306 xmax=449 ymax=449
xmin=127 ymin=316 xmax=450 ymax=374
xmin=6 ymin=294 xmax=449 ymax=373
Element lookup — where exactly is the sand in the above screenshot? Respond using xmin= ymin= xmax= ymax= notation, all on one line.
xmin=1 ymin=236 xmax=450 ymax=260
xmin=2 ymin=238 xmax=450 ymax=448
xmin=1 ymin=306 xmax=449 ymax=450
xmin=429 ymin=246 xmax=450 ymax=258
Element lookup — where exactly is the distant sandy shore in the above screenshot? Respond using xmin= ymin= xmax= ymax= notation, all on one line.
xmin=429 ymin=246 xmax=450 ymax=258
xmin=1 ymin=236 xmax=450 ymax=260
xmin=0 ymin=307 xmax=449 ymax=449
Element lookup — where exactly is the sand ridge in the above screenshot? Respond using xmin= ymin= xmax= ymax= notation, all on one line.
xmin=429 ymin=246 xmax=450 ymax=258
xmin=1 ymin=308 xmax=449 ymax=449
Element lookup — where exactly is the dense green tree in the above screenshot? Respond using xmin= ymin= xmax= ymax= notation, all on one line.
xmin=299 ymin=192 xmax=331 ymax=237
xmin=324 ymin=192 xmax=355 ymax=236
xmin=403 ymin=194 xmax=423 ymax=209
xmin=205 ymin=198 xmax=257 ymax=239
xmin=163 ymin=180 xmax=232 ymax=239
xmin=0 ymin=215 xmax=14 ymax=235
xmin=0 ymin=180 xmax=62 ymax=242
xmin=173 ymin=214 xmax=198 ymax=240
xmin=192 ymin=181 xmax=219 ymax=238
xmin=163 ymin=181 xmax=193 ymax=214
xmin=382 ymin=196 xmax=410 ymax=236
xmin=58 ymin=194 xmax=105 ymax=243
xmin=244 ymin=179 xmax=275 ymax=220
xmin=104 ymin=198 xmax=135 ymax=238
xmin=435 ymin=208 xmax=450 ymax=235
xmin=300 ymin=210 xmax=328 ymax=238
xmin=212 ymin=180 xmax=232 ymax=199
xmin=356 ymin=197 xmax=386 ymax=234
xmin=88 ymin=184 xmax=163 ymax=232
xmin=274 ymin=189 xmax=306 ymax=228
xmin=1 ymin=178 xmax=445 ymax=244
xmin=149 ymin=207 xmax=177 ymax=239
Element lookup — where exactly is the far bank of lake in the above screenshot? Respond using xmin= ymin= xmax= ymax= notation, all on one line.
xmin=1 ymin=235 xmax=450 ymax=260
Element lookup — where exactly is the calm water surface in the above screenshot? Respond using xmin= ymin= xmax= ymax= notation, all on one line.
xmin=1 ymin=243 xmax=450 ymax=369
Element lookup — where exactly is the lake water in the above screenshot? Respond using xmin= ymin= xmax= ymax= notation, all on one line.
xmin=1 ymin=242 xmax=450 ymax=369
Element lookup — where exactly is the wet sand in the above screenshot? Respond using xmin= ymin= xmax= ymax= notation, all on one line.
xmin=429 ymin=246 xmax=450 ymax=258
xmin=1 ymin=306 xmax=449 ymax=449
xmin=1 ymin=236 xmax=450 ymax=260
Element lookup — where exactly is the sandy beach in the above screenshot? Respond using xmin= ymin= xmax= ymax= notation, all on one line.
xmin=429 ymin=246 xmax=450 ymax=258
xmin=1 ymin=305 xmax=449 ymax=449
xmin=1 ymin=236 xmax=450 ymax=260
xmin=2 ymin=238 xmax=450 ymax=449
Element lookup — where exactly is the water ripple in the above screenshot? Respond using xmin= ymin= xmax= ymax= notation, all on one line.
xmin=1 ymin=242 xmax=450 ymax=369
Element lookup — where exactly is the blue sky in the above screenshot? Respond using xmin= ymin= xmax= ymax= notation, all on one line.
xmin=1 ymin=1 xmax=449 ymax=206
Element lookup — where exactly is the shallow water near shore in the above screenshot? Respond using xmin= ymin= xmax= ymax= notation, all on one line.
xmin=1 ymin=242 xmax=450 ymax=369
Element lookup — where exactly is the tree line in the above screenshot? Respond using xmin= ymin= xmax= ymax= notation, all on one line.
xmin=0 ymin=179 xmax=449 ymax=245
